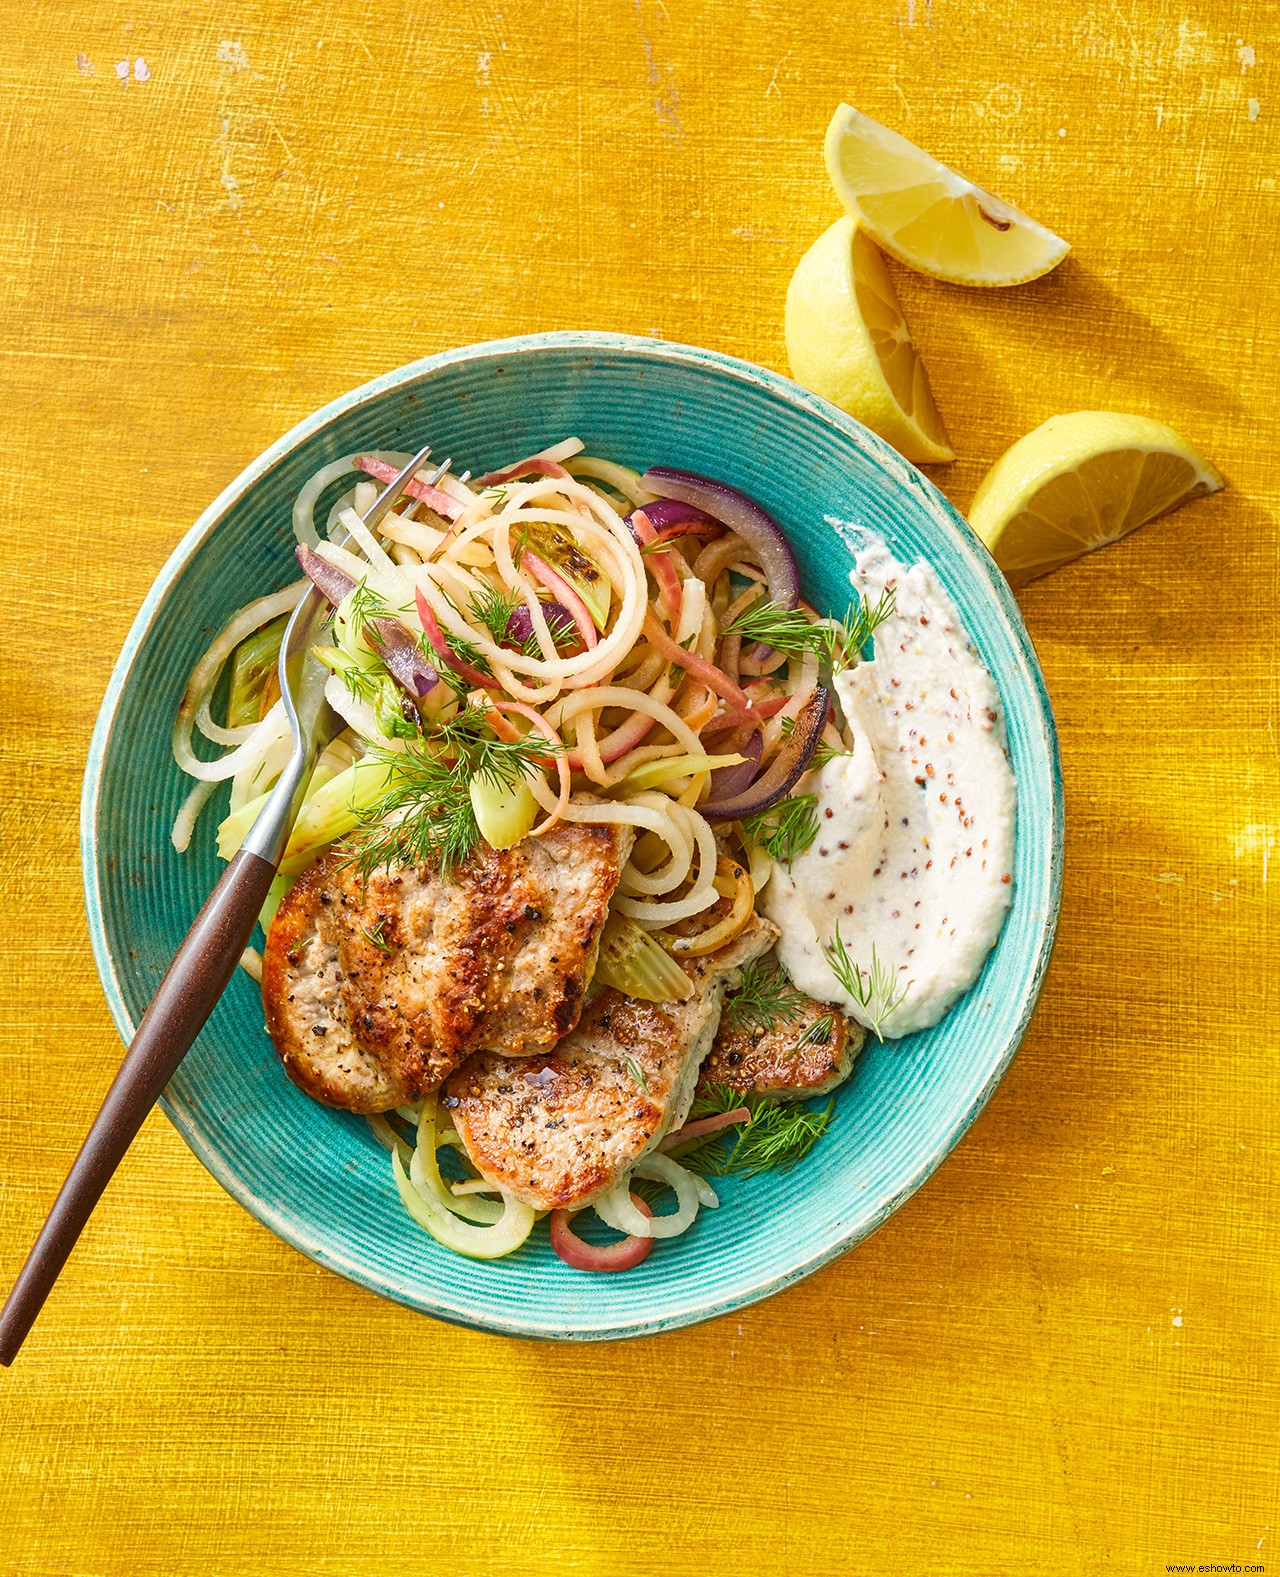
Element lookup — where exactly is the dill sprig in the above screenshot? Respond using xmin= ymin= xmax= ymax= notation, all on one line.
xmin=469 ymin=583 xmax=523 ymax=645
xmin=468 ymin=583 xmax=576 ymax=657
xmin=822 ymin=922 xmax=911 ymax=1042
xmin=337 ymin=663 xmax=380 ymax=704
xmin=621 ymin=1055 xmax=651 ymax=1094
xmin=779 ymin=714 xmax=844 ymax=770
xmin=345 ymin=580 xmax=393 ymax=638
xmin=421 ymin=616 xmax=493 ymax=698
xmin=742 ymin=794 xmax=820 ymax=865
xmin=722 ymin=958 xmax=809 ymax=1034
xmin=344 ymin=704 xmax=557 ymax=883
xmin=792 ymin=1012 xmax=836 ymax=1056
xmin=682 ymin=1083 xmax=835 ymax=1178
xmin=722 ymin=588 xmax=897 ymax=673
xmin=360 ymin=917 xmax=394 ymax=952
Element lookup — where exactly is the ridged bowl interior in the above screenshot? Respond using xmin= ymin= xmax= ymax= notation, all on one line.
xmin=83 ymin=332 xmax=1062 ymax=1340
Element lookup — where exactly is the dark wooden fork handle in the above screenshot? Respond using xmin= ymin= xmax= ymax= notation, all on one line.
xmin=0 ymin=848 xmax=278 ymax=1366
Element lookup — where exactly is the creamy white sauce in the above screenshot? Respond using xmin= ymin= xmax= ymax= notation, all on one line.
xmin=763 ymin=542 xmax=1016 ymax=1038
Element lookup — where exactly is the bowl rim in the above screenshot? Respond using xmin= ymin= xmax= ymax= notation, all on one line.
xmin=81 ymin=329 xmax=1064 ymax=1340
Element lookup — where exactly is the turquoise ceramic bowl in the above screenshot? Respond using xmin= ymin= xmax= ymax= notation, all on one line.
xmin=83 ymin=332 xmax=1062 ymax=1340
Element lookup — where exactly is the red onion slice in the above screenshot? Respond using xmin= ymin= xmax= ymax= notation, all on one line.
xmin=295 ymin=544 xmax=356 ymax=605
xmin=505 ymin=599 xmax=574 ymax=650
xmin=641 ymin=466 xmax=799 ymax=611
xmin=707 ymin=726 xmax=762 ymax=801
xmin=295 ymin=545 xmax=439 ymax=699
xmin=622 ymin=498 xmax=718 ymax=540
xmin=549 ymin=1194 xmax=654 ymax=1273
xmin=366 ymin=624 xmax=440 ymax=699
xmin=700 ymin=686 xmax=829 ymax=820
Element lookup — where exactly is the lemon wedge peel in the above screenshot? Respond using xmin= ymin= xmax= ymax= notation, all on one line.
xmin=824 ymin=104 xmax=1070 ymax=289
xmin=785 ymin=215 xmax=954 ymax=465
xmin=967 ymin=411 xmax=1223 ymax=588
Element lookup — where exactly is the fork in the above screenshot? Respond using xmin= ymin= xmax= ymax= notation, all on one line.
xmin=0 ymin=442 xmax=442 ymax=1365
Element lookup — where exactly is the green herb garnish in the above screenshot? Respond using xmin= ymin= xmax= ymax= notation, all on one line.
xmin=742 ymin=794 xmax=820 ymax=864
xmin=792 ymin=1012 xmax=836 ymax=1055
xmin=621 ymin=1055 xmax=650 ymax=1094
xmin=722 ymin=588 xmax=897 ymax=673
xmin=779 ymin=714 xmax=844 ymax=770
xmin=682 ymin=1083 xmax=834 ymax=1178
xmin=468 ymin=583 xmax=524 ymax=645
xmin=345 ymin=703 xmax=558 ymax=883
xmin=722 ymin=958 xmax=809 ymax=1034
xmin=336 ymin=661 xmax=380 ymax=704
xmin=822 ymin=922 xmax=911 ymax=1042
xmin=360 ymin=917 xmax=394 ymax=952
xmin=345 ymin=580 xmax=393 ymax=638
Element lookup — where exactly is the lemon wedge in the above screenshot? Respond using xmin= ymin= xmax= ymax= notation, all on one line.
xmin=824 ymin=104 xmax=1070 ymax=288
xmin=785 ymin=215 xmax=954 ymax=464
xmin=968 ymin=411 xmax=1223 ymax=587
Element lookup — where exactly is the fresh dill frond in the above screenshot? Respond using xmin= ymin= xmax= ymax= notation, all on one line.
xmin=721 ymin=588 xmax=897 ymax=673
xmin=722 ymin=958 xmax=809 ymax=1034
xmin=792 ymin=1012 xmax=836 ymax=1056
xmin=721 ymin=600 xmax=821 ymax=656
xmin=621 ymin=1055 xmax=650 ymax=1094
xmin=689 ymin=1081 xmax=754 ymax=1120
xmin=345 ymin=579 xmax=393 ymax=638
xmin=742 ymin=794 xmax=820 ymax=865
xmin=838 ymin=588 xmax=897 ymax=660
xmin=683 ymin=1083 xmax=834 ymax=1178
xmin=449 ymin=632 xmax=492 ymax=674
xmin=531 ymin=604 xmax=577 ymax=656
xmin=338 ymin=663 xmax=380 ymax=703
xmin=822 ymin=922 xmax=911 ymax=1043
xmin=360 ymin=917 xmax=394 ymax=952
xmin=423 ymin=627 xmax=493 ymax=698
xmin=469 ymin=583 xmax=523 ymax=645
xmin=469 ymin=582 xmax=576 ymax=657
xmin=344 ymin=705 xmax=558 ymax=883
xmin=779 ymin=714 xmax=845 ymax=770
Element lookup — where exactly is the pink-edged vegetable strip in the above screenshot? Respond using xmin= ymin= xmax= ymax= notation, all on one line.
xmin=641 ymin=610 xmax=753 ymax=721
xmin=414 ymin=586 xmax=492 ymax=688
xmin=354 ymin=455 xmax=463 ymax=520
xmin=475 ymin=456 xmax=571 ymax=487
xmin=522 ymin=553 xmax=598 ymax=650
xmin=630 ymin=509 xmax=683 ymax=627
xmin=549 ymin=1194 xmax=654 ymax=1272
xmin=658 ymin=1107 xmax=752 ymax=1153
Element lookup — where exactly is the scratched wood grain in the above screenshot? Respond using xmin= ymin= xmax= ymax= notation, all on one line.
xmin=0 ymin=1 xmax=1277 ymax=1573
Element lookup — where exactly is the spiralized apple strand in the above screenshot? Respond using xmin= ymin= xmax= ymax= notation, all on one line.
xmin=613 ymin=803 xmax=720 ymax=925
xmin=547 ymin=686 xmax=705 ymax=760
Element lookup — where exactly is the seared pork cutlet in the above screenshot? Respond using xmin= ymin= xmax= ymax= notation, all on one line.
xmin=262 ymin=817 xmax=635 ymax=1114
xmin=445 ymin=915 xmax=779 ymax=1210
xmin=698 ymin=991 xmax=863 ymax=1104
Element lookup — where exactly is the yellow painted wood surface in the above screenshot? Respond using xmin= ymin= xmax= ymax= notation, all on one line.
xmin=1 ymin=1 xmax=1277 ymax=1572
